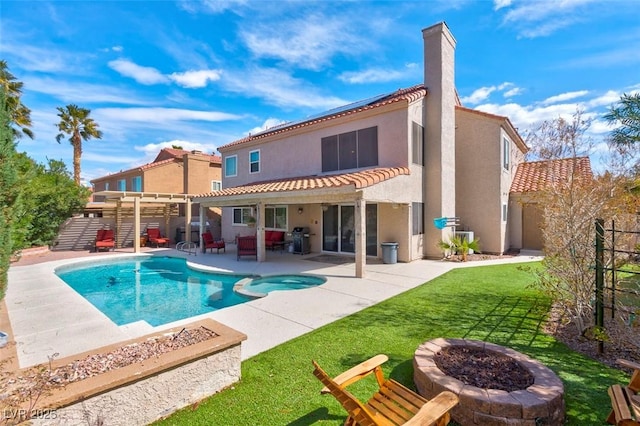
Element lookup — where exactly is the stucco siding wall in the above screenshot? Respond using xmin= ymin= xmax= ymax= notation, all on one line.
xmin=455 ymin=110 xmax=503 ymax=253
xmin=221 ymin=106 xmax=410 ymax=188
xmin=145 ymin=163 xmax=183 ymax=193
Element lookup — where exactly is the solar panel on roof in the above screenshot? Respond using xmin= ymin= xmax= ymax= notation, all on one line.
xmin=250 ymin=91 xmax=392 ymax=137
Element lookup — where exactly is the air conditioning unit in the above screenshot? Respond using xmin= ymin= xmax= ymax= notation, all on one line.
xmin=455 ymin=231 xmax=475 ymax=254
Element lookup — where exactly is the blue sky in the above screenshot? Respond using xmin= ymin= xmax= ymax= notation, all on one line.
xmin=1 ymin=0 xmax=639 ymax=185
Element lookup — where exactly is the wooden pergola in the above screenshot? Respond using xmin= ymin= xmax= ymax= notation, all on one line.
xmin=93 ymin=191 xmax=195 ymax=253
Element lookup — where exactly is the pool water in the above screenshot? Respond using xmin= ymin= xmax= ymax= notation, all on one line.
xmin=57 ymin=257 xmax=251 ymax=326
xmin=242 ymin=275 xmax=326 ymax=296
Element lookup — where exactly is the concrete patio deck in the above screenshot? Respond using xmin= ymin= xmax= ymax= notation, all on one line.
xmin=4 ymin=246 xmax=543 ymax=368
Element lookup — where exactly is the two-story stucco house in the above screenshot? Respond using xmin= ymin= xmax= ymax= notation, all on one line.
xmin=193 ymin=22 xmax=534 ymax=277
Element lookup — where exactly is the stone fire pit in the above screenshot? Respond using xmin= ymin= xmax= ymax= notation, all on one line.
xmin=413 ymin=338 xmax=565 ymax=425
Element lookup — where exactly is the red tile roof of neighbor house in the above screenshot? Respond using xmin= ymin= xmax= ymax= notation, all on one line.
xmin=153 ymin=148 xmax=222 ymax=164
xmin=218 ymin=85 xmax=428 ymax=150
xmin=91 ymin=149 xmax=221 ymax=183
xmin=195 ymin=167 xmax=410 ymax=198
xmin=510 ymin=157 xmax=593 ymax=193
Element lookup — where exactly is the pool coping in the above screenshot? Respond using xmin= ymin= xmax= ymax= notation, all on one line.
xmin=6 ymin=249 xmax=544 ymax=369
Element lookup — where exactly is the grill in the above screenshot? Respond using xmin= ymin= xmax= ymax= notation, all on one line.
xmin=292 ymin=227 xmax=310 ymax=255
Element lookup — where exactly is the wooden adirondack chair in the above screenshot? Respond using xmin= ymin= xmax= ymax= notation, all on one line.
xmin=312 ymin=354 xmax=458 ymax=426
xmin=607 ymin=359 xmax=640 ymax=426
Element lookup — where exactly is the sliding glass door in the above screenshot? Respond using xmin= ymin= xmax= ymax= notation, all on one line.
xmin=322 ymin=204 xmax=377 ymax=255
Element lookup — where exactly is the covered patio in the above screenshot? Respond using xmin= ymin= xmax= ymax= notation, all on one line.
xmin=193 ymin=167 xmax=414 ymax=278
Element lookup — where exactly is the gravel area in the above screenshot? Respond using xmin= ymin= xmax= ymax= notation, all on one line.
xmin=1 ymin=326 xmax=218 ymax=408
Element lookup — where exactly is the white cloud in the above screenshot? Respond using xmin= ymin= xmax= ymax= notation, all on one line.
xmin=24 ymin=76 xmax=151 ymax=105
xmin=240 ymin=15 xmax=369 ymax=71
xmin=541 ymin=90 xmax=589 ymax=105
xmin=461 ymin=82 xmax=524 ymax=105
xmin=94 ymin=107 xmax=243 ymax=123
xmin=504 ymin=87 xmax=524 ymax=98
xmin=2 ymin=42 xmax=85 ymax=73
xmin=108 ymin=59 xmax=169 ymax=85
xmin=222 ymin=66 xmax=347 ymax=109
xmin=493 ymin=0 xmax=511 ymax=10
xmin=338 ymin=63 xmax=419 ymax=84
xmin=169 ymin=70 xmax=222 ymax=88
xmin=461 ymin=86 xmax=498 ymax=104
xmin=499 ymin=0 xmax=599 ymax=38
xmin=178 ymin=0 xmax=247 ymax=14
xmin=134 ymin=140 xmax=219 ymax=163
xmin=248 ymin=118 xmax=287 ymax=136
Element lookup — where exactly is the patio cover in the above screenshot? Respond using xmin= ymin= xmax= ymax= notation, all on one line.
xmin=92 ymin=191 xmax=195 ymax=253
xmin=193 ymin=167 xmax=411 ymax=277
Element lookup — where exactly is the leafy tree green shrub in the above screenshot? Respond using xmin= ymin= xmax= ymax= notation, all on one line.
xmin=0 ymin=90 xmax=20 ymax=300
xmin=12 ymin=156 xmax=90 ymax=248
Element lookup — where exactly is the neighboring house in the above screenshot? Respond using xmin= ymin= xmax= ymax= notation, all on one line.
xmin=56 ymin=148 xmax=224 ymax=249
xmin=508 ymin=157 xmax=593 ymax=250
xmin=91 ymin=148 xmax=222 ymax=198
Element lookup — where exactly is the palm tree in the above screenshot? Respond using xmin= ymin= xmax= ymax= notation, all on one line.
xmin=0 ymin=60 xmax=34 ymax=139
xmin=55 ymin=104 xmax=103 ymax=185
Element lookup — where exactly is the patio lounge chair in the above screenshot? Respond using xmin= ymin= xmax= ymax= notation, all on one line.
xmin=237 ymin=235 xmax=257 ymax=261
xmin=202 ymin=231 xmax=225 ymax=254
xmin=94 ymin=229 xmax=115 ymax=252
xmin=607 ymin=359 xmax=640 ymax=425
xmin=147 ymin=228 xmax=169 ymax=247
xmin=312 ymin=354 xmax=458 ymax=426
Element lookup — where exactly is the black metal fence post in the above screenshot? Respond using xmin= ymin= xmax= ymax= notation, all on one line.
xmin=595 ymin=218 xmax=605 ymax=354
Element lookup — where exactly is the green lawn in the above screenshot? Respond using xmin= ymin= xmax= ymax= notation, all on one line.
xmin=156 ymin=262 xmax=628 ymax=425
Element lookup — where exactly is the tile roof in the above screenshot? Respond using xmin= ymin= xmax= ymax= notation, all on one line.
xmin=218 ymin=84 xmax=427 ymax=150
xmin=154 ymin=148 xmax=222 ymax=164
xmin=195 ymin=167 xmax=410 ymax=199
xmin=91 ymin=149 xmax=221 ymax=183
xmin=510 ymin=157 xmax=593 ymax=193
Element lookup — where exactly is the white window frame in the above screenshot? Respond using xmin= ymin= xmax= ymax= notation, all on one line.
xmin=503 ymin=137 xmax=510 ymax=170
xmin=249 ymin=149 xmax=260 ymax=174
xmin=211 ymin=180 xmax=222 ymax=191
xmin=104 ymin=182 xmax=110 ymax=191
xmin=225 ymin=155 xmax=238 ymax=178
xmin=265 ymin=206 xmax=287 ymax=230
xmin=232 ymin=207 xmax=253 ymax=225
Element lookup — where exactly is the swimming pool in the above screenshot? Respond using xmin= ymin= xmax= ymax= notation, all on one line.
xmin=56 ymin=256 xmax=325 ymax=327
xmin=235 ymin=274 xmax=327 ymax=298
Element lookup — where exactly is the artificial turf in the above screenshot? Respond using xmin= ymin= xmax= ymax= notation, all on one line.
xmin=156 ymin=262 xmax=629 ymax=425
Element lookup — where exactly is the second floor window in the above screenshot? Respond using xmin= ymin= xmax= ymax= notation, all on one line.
xmin=211 ymin=180 xmax=222 ymax=191
xmin=412 ymin=122 xmax=424 ymax=166
xmin=321 ymin=126 xmax=378 ymax=172
xmin=503 ymin=137 xmax=510 ymax=170
xmin=117 ymin=179 xmax=126 ymax=191
xmin=104 ymin=182 xmax=110 ymax=191
xmin=249 ymin=150 xmax=260 ymax=173
xmin=132 ymin=176 xmax=142 ymax=192
xmin=225 ymin=155 xmax=237 ymax=178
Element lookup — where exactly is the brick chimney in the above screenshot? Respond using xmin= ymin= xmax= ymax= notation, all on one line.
xmin=423 ymin=22 xmax=457 ymax=258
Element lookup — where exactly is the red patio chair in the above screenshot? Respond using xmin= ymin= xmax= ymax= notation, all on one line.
xmin=202 ymin=231 xmax=225 ymax=254
xmin=95 ymin=229 xmax=115 ymax=252
xmin=147 ymin=228 xmax=169 ymax=247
